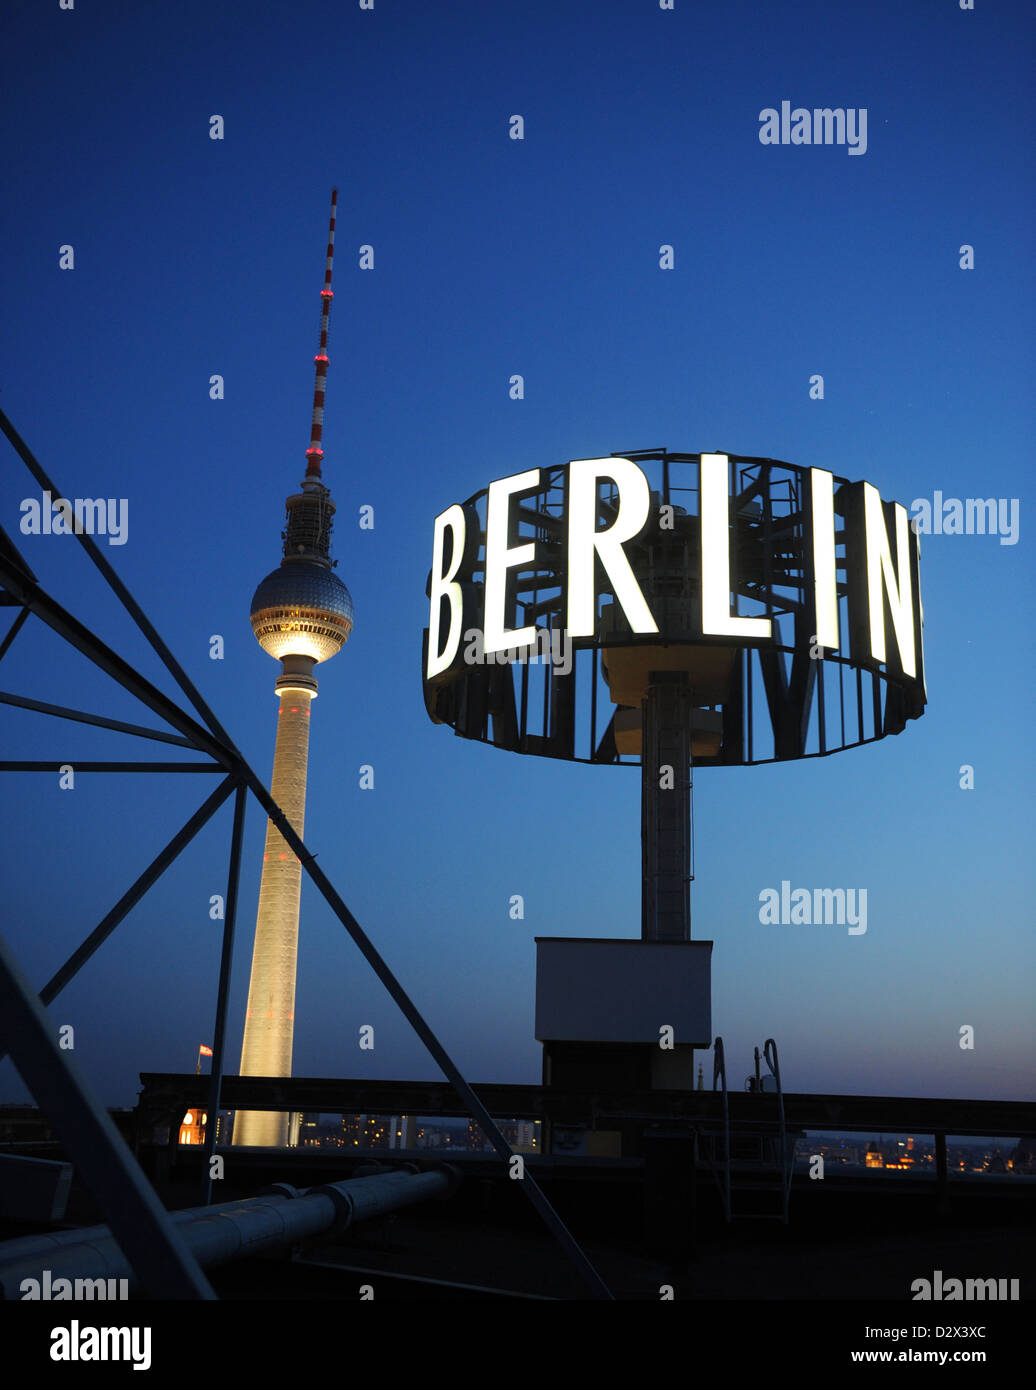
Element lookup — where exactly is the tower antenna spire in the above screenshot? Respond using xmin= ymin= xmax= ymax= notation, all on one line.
xmin=304 ymin=187 xmax=338 ymax=482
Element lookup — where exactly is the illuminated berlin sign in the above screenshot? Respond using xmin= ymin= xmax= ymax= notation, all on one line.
xmin=423 ymin=451 xmax=926 ymax=768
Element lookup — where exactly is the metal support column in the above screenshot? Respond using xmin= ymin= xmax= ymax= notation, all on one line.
xmin=641 ymin=670 xmax=693 ymax=941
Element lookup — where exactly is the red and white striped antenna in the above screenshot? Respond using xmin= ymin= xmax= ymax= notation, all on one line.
xmin=304 ymin=188 xmax=337 ymax=481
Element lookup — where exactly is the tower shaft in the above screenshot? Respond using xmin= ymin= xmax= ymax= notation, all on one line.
xmin=233 ymin=679 xmax=316 ymax=1148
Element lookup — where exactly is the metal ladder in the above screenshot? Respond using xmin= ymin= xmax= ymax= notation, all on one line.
xmin=705 ymin=1036 xmax=793 ymax=1224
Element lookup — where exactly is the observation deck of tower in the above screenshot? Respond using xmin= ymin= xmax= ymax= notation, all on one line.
xmin=233 ymin=190 xmax=353 ymax=1148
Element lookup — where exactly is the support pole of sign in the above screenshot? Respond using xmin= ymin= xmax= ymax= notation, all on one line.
xmin=641 ymin=671 xmax=693 ymax=942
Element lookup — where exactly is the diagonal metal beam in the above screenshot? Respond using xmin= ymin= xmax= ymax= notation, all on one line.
xmin=0 ymin=515 xmax=38 ymax=586
xmin=0 ymin=929 xmax=216 ymax=1299
xmin=38 ymin=777 xmax=238 ymax=1008
xmin=0 ymin=690 xmax=197 ymax=747
xmin=201 ymin=781 xmax=247 ymax=1205
xmin=0 ymin=776 xmax=239 ymax=1069
xmin=0 ymin=556 xmax=235 ymax=768
xmin=0 ymin=606 xmax=30 ymax=663
xmin=0 ymin=407 xmax=242 ymax=754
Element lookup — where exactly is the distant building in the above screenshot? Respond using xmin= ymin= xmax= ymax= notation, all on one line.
xmin=297 ymin=1114 xmax=320 ymax=1148
xmin=178 ymin=1109 xmax=206 ymax=1146
xmin=466 ymin=1117 xmax=540 ymax=1153
xmin=1008 ymin=1138 xmax=1035 ymax=1174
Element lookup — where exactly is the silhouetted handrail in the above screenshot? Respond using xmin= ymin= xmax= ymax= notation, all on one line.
xmin=712 ymin=1036 xmax=731 ymax=1222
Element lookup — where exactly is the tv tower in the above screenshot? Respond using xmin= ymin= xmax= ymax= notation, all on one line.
xmin=233 ymin=190 xmax=354 ymax=1147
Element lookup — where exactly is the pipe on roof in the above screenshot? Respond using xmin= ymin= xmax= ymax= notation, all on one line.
xmin=0 ymin=1165 xmax=457 ymax=1299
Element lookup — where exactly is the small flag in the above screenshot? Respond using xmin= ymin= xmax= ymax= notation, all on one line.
xmin=198 ymin=1044 xmax=213 ymax=1057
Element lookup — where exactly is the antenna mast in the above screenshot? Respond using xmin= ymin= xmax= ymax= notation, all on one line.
xmin=304 ymin=188 xmax=337 ymax=483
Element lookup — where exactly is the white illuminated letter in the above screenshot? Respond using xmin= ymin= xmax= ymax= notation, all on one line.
xmin=700 ymin=454 xmax=772 ymax=639
xmin=810 ymin=468 xmax=839 ymax=650
xmin=427 ymin=504 xmax=467 ymax=680
xmin=914 ymin=530 xmax=927 ymax=702
xmin=863 ymin=483 xmax=916 ymax=677
xmin=484 ymin=469 xmax=539 ymax=654
xmin=566 ymin=457 xmax=657 ymax=637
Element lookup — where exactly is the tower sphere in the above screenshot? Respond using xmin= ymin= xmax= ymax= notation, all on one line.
xmin=250 ymin=561 xmax=354 ymax=663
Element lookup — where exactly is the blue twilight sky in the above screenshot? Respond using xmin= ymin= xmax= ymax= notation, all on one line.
xmin=1 ymin=0 xmax=1032 ymax=1110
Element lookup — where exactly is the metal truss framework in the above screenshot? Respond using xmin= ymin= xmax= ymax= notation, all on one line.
xmin=0 ymin=408 xmax=613 ymax=1300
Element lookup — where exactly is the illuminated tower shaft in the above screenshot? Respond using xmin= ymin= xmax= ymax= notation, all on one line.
xmin=234 ymin=674 xmax=316 ymax=1148
xmin=234 ymin=190 xmax=353 ymax=1147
